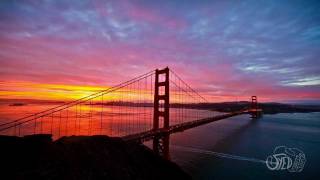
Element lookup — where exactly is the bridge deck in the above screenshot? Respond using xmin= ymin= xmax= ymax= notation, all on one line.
xmin=123 ymin=109 xmax=254 ymax=142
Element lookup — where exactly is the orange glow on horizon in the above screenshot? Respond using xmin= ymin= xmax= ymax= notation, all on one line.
xmin=0 ymin=81 xmax=109 ymax=101
xmin=1 ymin=80 xmax=313 ymax=104
xmin=0 ymin=81 xmax=156 ymax=102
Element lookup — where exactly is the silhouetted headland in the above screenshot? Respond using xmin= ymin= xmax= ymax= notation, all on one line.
xmin=0 ymin=134 xmax=190 ymax=180
xmin=9 ymin=103 xmax=27 ymax=106
xmin=197 ymin=102 xmax=320 ymax=114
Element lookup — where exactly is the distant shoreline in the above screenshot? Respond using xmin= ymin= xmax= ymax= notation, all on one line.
xmin=199 ymin=102 xmax=320 ymax=114
xmin=2 ymin=98 xmax=320 ymax=115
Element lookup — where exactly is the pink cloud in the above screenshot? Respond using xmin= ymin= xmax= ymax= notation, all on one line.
xmin=118 ymin=1 xmax=187 ymax=29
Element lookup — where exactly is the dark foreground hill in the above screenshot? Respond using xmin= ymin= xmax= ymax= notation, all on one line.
xmin=0 ymin=134 xmax=190 ymax=180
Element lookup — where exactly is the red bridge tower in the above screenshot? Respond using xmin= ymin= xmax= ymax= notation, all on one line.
xmin=153 ymin=67 xmax=170 ymax=159
xmin=250 ymin=96 xmax=262 ymax=118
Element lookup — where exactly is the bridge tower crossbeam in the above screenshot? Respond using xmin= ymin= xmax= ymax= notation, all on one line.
xmin=153 ymin=67 xmax=170 ymax=159
xmin=250 ymin=96 xmax=261 ymax=118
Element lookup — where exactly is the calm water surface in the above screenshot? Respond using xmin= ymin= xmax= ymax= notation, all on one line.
xmin=168 ymin=112 xmax=320 ymax=179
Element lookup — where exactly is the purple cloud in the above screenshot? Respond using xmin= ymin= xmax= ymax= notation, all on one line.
xmin=0 ymin=0 xmax=319 ymax=102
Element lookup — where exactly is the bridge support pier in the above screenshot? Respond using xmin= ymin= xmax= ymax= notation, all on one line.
xmin=152 ymin=133 xmax=170 ymax=159
xmin=153 ymin=67 xmax=170 ymax=160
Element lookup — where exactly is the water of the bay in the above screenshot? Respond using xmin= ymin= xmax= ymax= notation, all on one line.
xmin=168 ymin=112 xmax=320 ymax=179
xmin=1 ymin=102 xmax=319 ymax=179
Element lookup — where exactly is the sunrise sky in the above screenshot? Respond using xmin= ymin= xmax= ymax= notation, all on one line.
xmin=0 ymin=0 xmax=319 ymax=103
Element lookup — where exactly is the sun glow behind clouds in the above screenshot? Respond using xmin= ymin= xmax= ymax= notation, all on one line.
xmin=0 ymin=81 xmax=108 ymax=101
xmin=0 ymin=81 xmax=157 ymax=102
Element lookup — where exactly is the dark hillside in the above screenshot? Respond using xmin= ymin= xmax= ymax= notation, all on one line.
xmin=0 ymin=134 xmax=190 ymax=180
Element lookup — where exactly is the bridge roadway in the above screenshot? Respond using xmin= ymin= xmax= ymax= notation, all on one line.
xmin=123 ymin=108 xmax=262 ymax=142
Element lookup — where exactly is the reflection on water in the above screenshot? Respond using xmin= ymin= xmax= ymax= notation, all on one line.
xmin=0 ymin=103 xmax=216 ymax=139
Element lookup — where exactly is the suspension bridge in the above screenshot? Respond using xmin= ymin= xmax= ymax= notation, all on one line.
xmin=0 ymin=67 xmax=262 ymax=159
